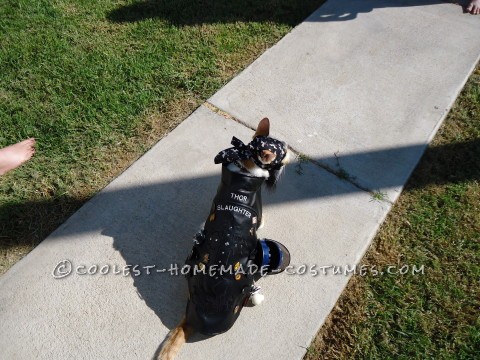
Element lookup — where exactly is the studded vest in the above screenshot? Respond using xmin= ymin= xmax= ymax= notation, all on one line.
xmin=184 ymin=165 xmax=264 ymax=335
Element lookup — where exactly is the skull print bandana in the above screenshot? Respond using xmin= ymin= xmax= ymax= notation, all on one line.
xmin=214 ymin=136 xmax=287 ymax=170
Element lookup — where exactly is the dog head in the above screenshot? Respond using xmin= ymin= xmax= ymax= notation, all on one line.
xmin=251 ymin=118 xmax=290 ymax=189
xmin=214 ymin=117 xmax=291 ymax=189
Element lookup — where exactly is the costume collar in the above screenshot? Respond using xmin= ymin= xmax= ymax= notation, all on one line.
xmin=219 ymin=165 xmax=265 ymax=193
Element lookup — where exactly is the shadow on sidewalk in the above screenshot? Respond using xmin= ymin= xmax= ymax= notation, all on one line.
xmin=1 ymin=138 xmax=479 ymax=347
xmin=307 ymin=0 xmax=465 ymax=23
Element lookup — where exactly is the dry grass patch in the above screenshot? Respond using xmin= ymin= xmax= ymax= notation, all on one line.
xmin=306 ymin=66 xmax=480 ymax=359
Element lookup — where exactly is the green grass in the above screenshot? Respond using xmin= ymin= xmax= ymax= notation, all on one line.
xmin=2 ymin=2 xmax=478 ymax=356
xmin=307 ymin=66 xmax=480 ymax=359
xmin=0 ymin=0 xmax=325 ymax=273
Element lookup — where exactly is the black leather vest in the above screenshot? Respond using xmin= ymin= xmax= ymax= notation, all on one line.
xmin=185 ymin=166 xmax=264 ymax=335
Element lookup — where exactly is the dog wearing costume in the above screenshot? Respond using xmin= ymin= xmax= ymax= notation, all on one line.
xmin=157 ymin=118 xmax=291 ymax=360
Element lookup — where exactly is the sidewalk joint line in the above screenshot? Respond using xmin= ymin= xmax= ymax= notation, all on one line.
xmin=203 ymin=102 xmax=392 ymax=203
xmin=204 ymin=102 xmax=256 ymax=131
xmin=290 ymin=151 xmax=392 ymax=204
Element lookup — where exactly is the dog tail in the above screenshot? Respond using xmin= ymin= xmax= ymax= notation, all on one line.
xmin=156 ymin=317 xmax=192 ymax=360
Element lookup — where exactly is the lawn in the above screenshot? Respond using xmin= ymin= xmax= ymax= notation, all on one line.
xmin=1 ymin=1 xmax=478 ymax=357
xmin=0 ymin=0 xmax=324 ymax=273
xmin=306 ymin=65 xmax=480 ymax=359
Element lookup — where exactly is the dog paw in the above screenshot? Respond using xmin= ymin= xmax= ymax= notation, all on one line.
xmin=251 ymin=293 xmax=265 ymax=306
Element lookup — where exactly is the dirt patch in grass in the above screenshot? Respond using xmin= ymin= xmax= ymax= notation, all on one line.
xmin=305 ymin=66 xmax=480 ymax=359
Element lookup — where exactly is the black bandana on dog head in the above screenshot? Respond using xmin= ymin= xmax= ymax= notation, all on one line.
xmin=214 ymin=136 xmax=286 ymax=170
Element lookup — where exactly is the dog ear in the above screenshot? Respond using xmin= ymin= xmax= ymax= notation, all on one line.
xmin=253 ymin=118 xmax=270 ymax=138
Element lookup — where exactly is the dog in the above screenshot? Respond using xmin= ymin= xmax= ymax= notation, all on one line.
xmin=157 ymin=118 xmax=291 ymax=360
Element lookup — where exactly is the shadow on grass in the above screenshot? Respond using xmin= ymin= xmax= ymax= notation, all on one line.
xmin=106 ymin=0 xmax=326 ymax=26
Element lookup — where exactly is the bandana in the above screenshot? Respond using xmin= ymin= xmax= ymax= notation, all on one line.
xmin=214 ymin=136 xmax=287 ymax=170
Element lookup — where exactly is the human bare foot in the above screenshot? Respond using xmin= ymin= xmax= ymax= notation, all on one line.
xmin=466 ymin=0 xmax=480 ymax=14
xmin=0 ymin=138 xmax=36 ymax=175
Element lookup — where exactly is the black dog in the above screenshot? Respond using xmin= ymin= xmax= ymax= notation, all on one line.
xmin=158 ymin=118 xmax=291 ymax=360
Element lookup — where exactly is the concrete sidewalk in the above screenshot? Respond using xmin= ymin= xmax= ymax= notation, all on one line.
xmin=1 ymin=1 xmax=479 ymax=359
